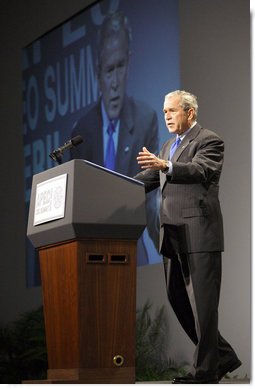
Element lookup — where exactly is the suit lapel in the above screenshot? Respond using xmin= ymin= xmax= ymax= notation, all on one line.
xmin=161 ymin=124 xmax=202 ymax=190
xmin=171 ymin=123 xmax=201 ymax=163
xmin=93 ymin=102 xmax=104 ymax=166
xmin=115 ymin=96 xmax=135 ymax=175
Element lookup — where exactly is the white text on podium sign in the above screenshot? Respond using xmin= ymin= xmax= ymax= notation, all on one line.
xmin=33 ymin=174 xmax=67 ymax=226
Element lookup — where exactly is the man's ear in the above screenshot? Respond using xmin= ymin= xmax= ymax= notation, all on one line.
xmin=188 ymin=108 xmax=195 ymax=121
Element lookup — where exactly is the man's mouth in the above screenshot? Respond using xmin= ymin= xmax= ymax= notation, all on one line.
xmin=110 ymin=96 xmax=120 ymax=104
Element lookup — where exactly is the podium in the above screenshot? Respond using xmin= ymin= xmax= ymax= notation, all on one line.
xmin=27 ymin=159 xmax=146 ymax=384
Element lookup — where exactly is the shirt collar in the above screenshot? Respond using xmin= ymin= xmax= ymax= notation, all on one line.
xmin=101 ymin=100 xmax=109 ymax=130
xmin=101 ymin=99 xmax=118 ymax=132
xmin=178 ymin=121 xmax=197 ymax=141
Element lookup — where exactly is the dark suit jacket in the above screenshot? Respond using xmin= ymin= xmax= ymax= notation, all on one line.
xmin=70 ymin=94 xmax=160 ymax=250
xmin=135 ymin=123 xmax=224 ymax=255
xmin=70 ymin=94 xmax=159 ymax=177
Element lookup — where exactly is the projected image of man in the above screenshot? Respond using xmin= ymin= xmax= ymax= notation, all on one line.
xmin=70 ymin=11 xmax=160 ymax=265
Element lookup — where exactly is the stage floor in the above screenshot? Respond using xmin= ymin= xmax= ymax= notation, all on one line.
xmin=137 ymin=378 xmax=250 ymax=384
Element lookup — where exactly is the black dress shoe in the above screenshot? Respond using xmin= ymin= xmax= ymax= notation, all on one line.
xmin=172 ymin=375 xmax=218 ymax=384
xmin=218 ymin=358 xmax=242 ymax=381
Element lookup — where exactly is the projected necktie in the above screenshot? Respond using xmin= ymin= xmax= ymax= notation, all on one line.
xmin=104 ymin=121 xmax=116 ymax=170
xmin=170 ymin=136 xmax=181 ymax=160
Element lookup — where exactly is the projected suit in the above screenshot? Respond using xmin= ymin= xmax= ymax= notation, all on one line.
xmin=70 ymin=94 xmax=158 ymax=177
xmin=70 ymin=11 xmax=160 ymax=264
xmin=135 ymin=90 xmax=241 ymax=384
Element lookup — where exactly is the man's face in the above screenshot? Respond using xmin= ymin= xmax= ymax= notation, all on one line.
xmin=98 ymin=31 xmax=129 ymax=120
xmin=163 ymin=95 xmax=193 ymax=135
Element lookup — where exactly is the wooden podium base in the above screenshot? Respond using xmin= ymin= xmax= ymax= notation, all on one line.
xmin=24 ymin=367 xmax=135 ymax=384
xmin=26 ymin=239 xmax=137 ymax=384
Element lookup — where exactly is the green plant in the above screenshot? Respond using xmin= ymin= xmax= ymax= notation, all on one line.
xmin=0 ymin=306 xmax=47 ymax=383
xmin=136 ymin=300 xmax=186 ymax=381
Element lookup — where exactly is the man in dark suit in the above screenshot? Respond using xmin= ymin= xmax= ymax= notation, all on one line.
xmin=71 ymin=11 xmax=159 ymax=263
xmin=71 ymin=95 xmax=158 ymax=178
xmin=135 ymin=90 xmax=241 ymax=384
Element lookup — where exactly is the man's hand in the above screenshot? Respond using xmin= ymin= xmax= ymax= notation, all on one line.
xmin=137 ymin=147 xmax=168 ymax=170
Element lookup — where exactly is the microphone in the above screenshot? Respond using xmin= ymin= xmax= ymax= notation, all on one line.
xmin=49 ymin=135 xmax=83 ymax=164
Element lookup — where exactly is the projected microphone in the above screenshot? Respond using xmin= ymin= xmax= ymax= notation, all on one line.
xmin=49 ymin=135 xmax=83 ymax=164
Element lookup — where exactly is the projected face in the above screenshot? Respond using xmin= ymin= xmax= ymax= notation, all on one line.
xmin=163 ymin=95 xmax=194 ymax=135
xmin=98 ymin=31 xmax=129 ymax=120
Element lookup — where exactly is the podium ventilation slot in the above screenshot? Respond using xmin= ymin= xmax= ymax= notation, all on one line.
xmin=109 ymin=254 xmax=127 ymax=263
xmin=86 ymin=254 xmax=105 ymax=263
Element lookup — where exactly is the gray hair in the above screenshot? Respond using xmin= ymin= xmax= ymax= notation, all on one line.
xmin=165 ymin=90 xmax=198 ymax=119
xmin=97 ymin=11 xmax=132 ymax=69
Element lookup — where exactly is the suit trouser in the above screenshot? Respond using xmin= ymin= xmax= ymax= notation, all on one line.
xmin=164 ymin=251 xmax=238 ymax=378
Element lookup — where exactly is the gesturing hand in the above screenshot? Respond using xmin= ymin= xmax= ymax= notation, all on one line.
xmin=137 ymin=147 xmax=168 ymax=171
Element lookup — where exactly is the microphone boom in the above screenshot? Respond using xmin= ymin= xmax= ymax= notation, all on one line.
xmin=49 ymin=135 xmax=83 ymax=164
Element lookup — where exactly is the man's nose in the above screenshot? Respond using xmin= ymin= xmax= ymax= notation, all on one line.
xmin=111 ymin=68 xmax=118 ymax=88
